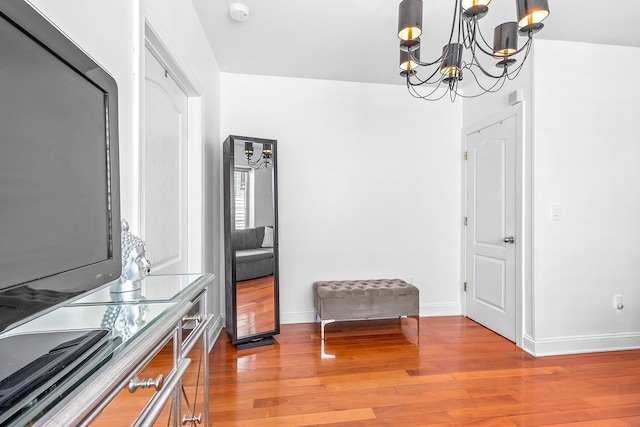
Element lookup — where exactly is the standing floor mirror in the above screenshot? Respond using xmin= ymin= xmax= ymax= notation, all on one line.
xmin=223 ymin=135 xmax=279 ymax=349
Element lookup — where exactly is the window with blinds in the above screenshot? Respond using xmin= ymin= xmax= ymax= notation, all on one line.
xmin=234 ymin=168 xmax=250 ymax=229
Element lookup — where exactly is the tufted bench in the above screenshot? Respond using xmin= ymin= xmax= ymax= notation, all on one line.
xmin=313 ymin=279 xmax=420 ymax=340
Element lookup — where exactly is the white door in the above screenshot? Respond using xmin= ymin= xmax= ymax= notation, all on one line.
xmin=465 ymin=115 xmax=517 ymax=341
xmin=142 ymin=47 xmax=189 ymax=274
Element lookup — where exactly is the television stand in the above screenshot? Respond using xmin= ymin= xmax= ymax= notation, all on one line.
xmin=0 ymin=273 xmax=214 ymax=426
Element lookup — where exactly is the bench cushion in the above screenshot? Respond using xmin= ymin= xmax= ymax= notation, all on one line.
xmin=313 ymin=279 xmax=419 ymax=321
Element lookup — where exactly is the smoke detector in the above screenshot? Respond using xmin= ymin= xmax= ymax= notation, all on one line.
xmin=229 ymin=3 xmax=250 ymax=22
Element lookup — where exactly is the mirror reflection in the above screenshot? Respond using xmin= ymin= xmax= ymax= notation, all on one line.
xmin=223 ymin=135 xmax=279 ymax=348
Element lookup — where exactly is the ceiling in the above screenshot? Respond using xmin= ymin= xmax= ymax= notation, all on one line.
xmin=191 ymin=0 xmax=640 ymax=86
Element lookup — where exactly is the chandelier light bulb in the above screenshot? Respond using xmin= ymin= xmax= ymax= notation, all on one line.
xmin=461 ymin=0 xmax=491 ymax=10
xmin=440 ymin=43 xmax=463 ymax=82
xmin=462 ymin=0 xmax=491 ymax=20
xmin=244 ymin=142 xmax=254 ymax=157
xmin=516 ymin=0 xmax=549 ymax=32
xmin=493 ymin=22 xmax=518 ymax=57
xmin=398 ymin=0 xmax=423 ymax=41
xmin=399 ymin=48 xmax=420 ymax=71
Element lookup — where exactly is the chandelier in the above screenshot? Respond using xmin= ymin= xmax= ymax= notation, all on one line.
xmin=398 ymin=0 xmax=550 ymax=101
xmin=244 ymin=142 xmax=272 ymax=169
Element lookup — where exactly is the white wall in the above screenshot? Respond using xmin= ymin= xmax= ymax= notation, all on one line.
xmin=531 ymin=40 xmax=640 ymax=354
xmin=221 ymin=74 xmax=463 ymax=323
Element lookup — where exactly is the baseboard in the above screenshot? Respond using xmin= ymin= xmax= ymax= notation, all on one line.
xmin=523 ymin=332 xmax=640 ymax=357
xmin=281 ymin=310 xmax=315 ymax=324
xmin=521 ymin=334 xmax=536 ymax=356
xmin=280 ymin=303 xmax=462 ymax=325
xmin=420 ymin=302 xmax=462 ymax=317
xmin=206 ymin=313 xmax=224 ymax=352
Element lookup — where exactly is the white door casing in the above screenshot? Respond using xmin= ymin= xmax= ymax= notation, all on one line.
xmin=141 ymin=17 xmax=206 ymax=276
xmin=142 ymin=47 xmax=189 ymax=274
xmin=464 ymin=111 xmax=520 ymax=343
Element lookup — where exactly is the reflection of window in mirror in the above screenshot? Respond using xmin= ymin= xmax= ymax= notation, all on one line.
xmin=234 ymin=167 xmax=253 ymax=229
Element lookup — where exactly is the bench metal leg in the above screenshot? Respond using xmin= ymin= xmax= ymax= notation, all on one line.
xmin=321 ymin=319 xmax=335 ymax=340
xmin=400 ymin=315 xmax=420 ymax=335
xmin=411 ymin=315 xmax=420 ymax=334
xmin=320 ymin=315 xmax=419 ymax=340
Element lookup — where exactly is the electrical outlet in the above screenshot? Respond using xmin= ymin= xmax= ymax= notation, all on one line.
xmin=614 ymin=294 xmax=623 ymax=310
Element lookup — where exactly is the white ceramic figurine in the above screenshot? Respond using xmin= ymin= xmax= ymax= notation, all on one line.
xmin=112 ymin=219 xmax=151 ymax=293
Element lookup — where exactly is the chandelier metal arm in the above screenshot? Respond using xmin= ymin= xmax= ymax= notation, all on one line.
xmin=458 ymin=71 xmax=508 ymax=98
xmin=407 ymin=65 xmax=444 ymax=86
xmin=461 ymin=38 xmax=508 ymax=80
xmin=461 ymin=22 xmax=475 ymax=50
xmin=504 ymin=42 xmax=532 ymax=80
xmin=465 ymin=53 xmax=507 ymax=80
xmin=450 ymin=0 xmax=462 ymax=46
xmin=464 ymin=21 xmax=498 ymax=62
xmin=466 ymin=26 xmax=534 ymax=80
xmin=410 ymin=52 xmax=446 ymax=68
xmin=406 ymin=75 xmax=449 ymax=101
xmin=450 ymin=64 xmax=509 ymax=99
xmin=509 ymin=33 xmax=534 ymax=57
xmin=244 ymin=145 xmax=273 ymax=170
xmin=469 ymin=36 xmax=496 ymax=60
xmin=472 ymin=21 xmax=494 ymax=52
xmin=469 ymin=68 xmax=506 ymax=92
xmin=494 ymin=39 xmax=531 ymax=82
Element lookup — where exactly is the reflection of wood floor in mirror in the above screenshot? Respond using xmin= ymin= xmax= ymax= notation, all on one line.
xmin=236 ymin=275 xmax=275 ymax=337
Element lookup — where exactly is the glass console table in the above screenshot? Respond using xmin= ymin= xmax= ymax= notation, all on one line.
xmin=0 ymin=273 xmax=214 ymax=426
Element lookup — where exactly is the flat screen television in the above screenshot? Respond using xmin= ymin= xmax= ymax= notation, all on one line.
xmin=0 ymin=0 xmax=121 ymax=334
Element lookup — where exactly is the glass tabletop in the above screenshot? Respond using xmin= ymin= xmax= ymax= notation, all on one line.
xmin=4 ymin=301 xmax=176 ymax=343
xmin=72 ymin=274 xmax=206 ymax=305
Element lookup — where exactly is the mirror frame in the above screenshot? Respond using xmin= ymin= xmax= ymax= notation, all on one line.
xmin=223 ymin=135 xmax=280 ymax=348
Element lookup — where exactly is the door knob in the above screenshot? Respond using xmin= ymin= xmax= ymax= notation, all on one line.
xmin=503 ymin=236 xmax=515 ymax=244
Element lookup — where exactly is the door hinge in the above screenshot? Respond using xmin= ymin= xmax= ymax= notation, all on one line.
xmin=464 ymin=282 xmax=467 ymax=292
xmin=464 ymin=151 xmax=468 ymax=160
xmin=464 ymin=217 xmax=468 ymax=226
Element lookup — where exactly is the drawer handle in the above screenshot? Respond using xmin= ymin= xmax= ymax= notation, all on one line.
xmin=182 ymin=413 xmax=202 ymax=425
xmin=182 ymin=314 xmax=203 ymax=324
xmin=128 ymin=374 xmax=164 ymax=393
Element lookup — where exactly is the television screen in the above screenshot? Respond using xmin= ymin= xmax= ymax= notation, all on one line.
xmin=0 ymin=1 xmax=121 ymax=333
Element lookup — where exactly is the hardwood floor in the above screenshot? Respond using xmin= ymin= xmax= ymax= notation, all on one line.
xmin=209 ymin=316 xmax=640 ymax=426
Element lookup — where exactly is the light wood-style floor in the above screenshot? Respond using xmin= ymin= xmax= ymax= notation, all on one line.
xmin=209 ymin=316 xmax=640 ymax=426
